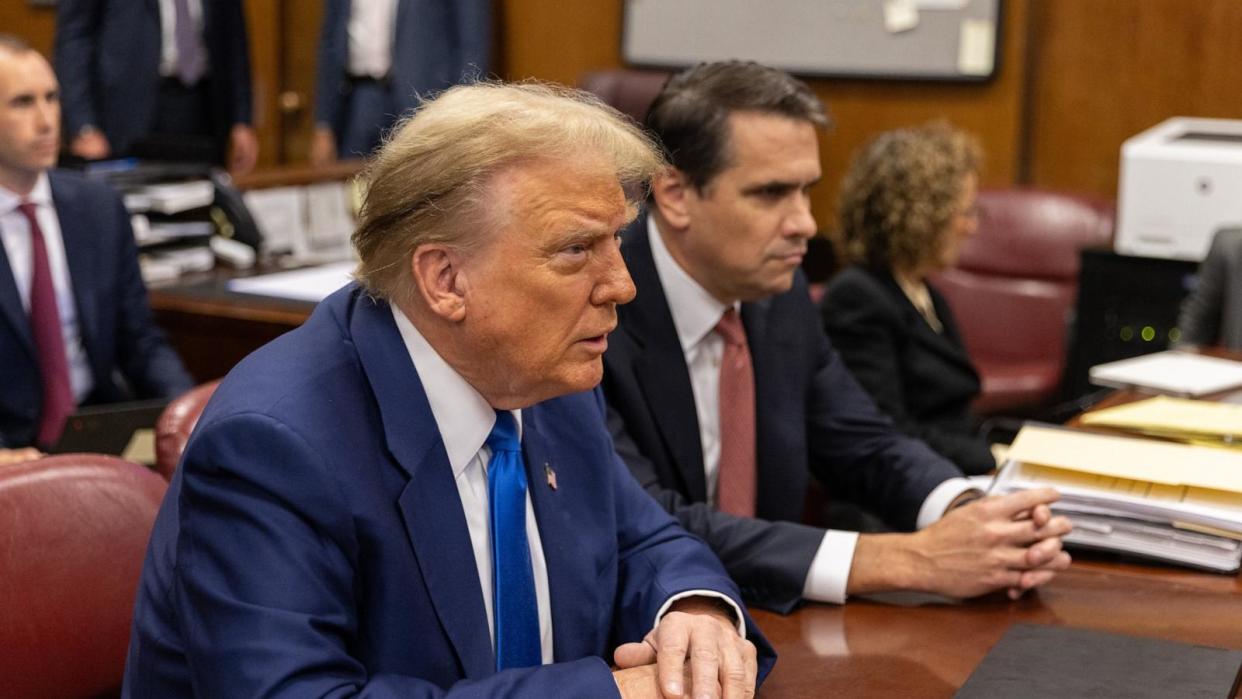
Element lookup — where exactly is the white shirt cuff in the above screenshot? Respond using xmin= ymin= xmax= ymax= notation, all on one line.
xmin=916 ymin=477 xmax=978 ymax=529
xmin=654 ymin=590 xmax=746 ymax=638
xmin=800 ymin=530 xmax=859 ymax=605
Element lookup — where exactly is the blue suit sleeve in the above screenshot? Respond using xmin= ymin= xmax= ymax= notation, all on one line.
xmin=451 ymin=0 xmax=492 ymax=78
xmin=313 ymin=0 xmax=349 ymax=126
xmin=218 ymin=0 xmax=254 ymax=125
xmin=104 ymin=192 xmax=193 ymax=397
xmin=53 ymin=0 xmax=103 ymax=137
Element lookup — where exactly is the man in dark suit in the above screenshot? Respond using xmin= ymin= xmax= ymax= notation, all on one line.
xmin=0 ymin=36 xmax=192 ymax=458
xmin=603 ymin=61 xmax=1071 ymax=613
xmin=311 ymin=0 xmax=491 ymax=164
xmin=53 ymin=0 xmax=257 ymax=172
xmin=124 ymin=81 xmax=771 ymax=697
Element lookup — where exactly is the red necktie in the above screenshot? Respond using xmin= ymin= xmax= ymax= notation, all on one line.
xmin=19 ymin=202 xmax=74 ymax=447
xmin=715 ymin=308 xmax=756 ymax=517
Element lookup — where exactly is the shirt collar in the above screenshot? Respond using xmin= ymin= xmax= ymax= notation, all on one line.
xmin=648 ymin=215 xmax=732 ymax=353
xmin=0 ymin=171 xmax=52 ymax=214
xmin=390 ymin=305 xmax=521 ymax=479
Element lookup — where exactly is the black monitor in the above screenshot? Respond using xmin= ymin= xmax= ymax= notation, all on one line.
xmin=1062 ymin=249 xmax=1200 ymax=402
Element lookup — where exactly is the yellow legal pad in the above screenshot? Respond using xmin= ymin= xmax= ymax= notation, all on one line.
xmin=1079 ymin=395 xmax=1242 ymax=446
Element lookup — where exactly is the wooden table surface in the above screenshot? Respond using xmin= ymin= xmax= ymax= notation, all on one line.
xmin=754 ymin=556 xmax=1242 ymax=697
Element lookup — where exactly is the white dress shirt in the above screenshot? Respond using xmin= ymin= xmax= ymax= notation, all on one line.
xmin=157 ymin=0 xmax=206 ymax=78
xmin=348 ymin=0 xmax=400 ymax=79
xmin=648 ymin=217 xmax=974 ymax=604
xmin=0 ymin=174 xmax=94 ymax=403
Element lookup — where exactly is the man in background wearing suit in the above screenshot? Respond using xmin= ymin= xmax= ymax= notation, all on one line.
xmin=0 ymin=35 xmax=192 ymax=461
xmin=53 ymin=0 xmax=257 ymax=173
xmin=310 ymin=0 xmax=491 ymax=164
xmin=1177 ymin=227 xmax=1242 ymax=351
xmin=124 ymin=81 xmax=771 ymax=698
xmin=603 ymin=61 xmax=1071 ymax=613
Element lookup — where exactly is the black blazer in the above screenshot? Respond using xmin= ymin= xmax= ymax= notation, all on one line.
xmin=602 ymin=216 xmax=963 ymax=612
xmin=821 ymin=267 xmax=993 ymax=475
xmin=0 ymin=172 xmax=193 ymax=447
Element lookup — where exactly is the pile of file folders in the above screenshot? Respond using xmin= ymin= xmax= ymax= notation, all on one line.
xmin=993 ymin=398 xmax=1242 ymax=573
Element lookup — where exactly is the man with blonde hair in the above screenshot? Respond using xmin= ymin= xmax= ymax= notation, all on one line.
xmin=124 ymin=81 xmax=772 ymax=698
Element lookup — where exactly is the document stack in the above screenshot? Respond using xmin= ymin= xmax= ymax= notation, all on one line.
xmin=992 ymin=423 xmax=1242 ymax=572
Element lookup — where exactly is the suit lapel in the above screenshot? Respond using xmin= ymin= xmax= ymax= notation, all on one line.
xmin=50 ymin=174 xmax=100 ymax=359
xmin=620 ymin=219 xmax=708 ymax=501
xmin=520 ymin=409 xmax=599 ymax=661
xmin=349 ymin=292 xmax=494 ymax=678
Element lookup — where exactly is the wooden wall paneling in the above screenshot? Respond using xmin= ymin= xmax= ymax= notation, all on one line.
xmin=500 ymin=0 xmax=1028 ymax=235
xmin=280 ymin=0 xmax=324 ymax=164
xmin=0 ymin=4 xmax=56 ymax=57
xmin=243 ymin=0 xmax=282 ymax=169
xmin=1026 ymin=0 xmax=1242 ymax=200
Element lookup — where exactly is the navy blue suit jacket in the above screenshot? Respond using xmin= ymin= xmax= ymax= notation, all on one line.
xmin=313 ymin=0 xmax=491 ymax=130
xmin=602 ymin=216 xmax=964 ymax=612
xmin=54 ymin=0 xmax=253 ymax=154
xmin=0 ymin=172 xmax=191 ymax=448
xmin=123 ymin=284 xmax=773 ymax=697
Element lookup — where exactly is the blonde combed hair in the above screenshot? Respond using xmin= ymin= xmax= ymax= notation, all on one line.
xmin=837 ymin=122 xmax=982 ymax=273
xmin=352 ymin=80 xmax=666 ymax=304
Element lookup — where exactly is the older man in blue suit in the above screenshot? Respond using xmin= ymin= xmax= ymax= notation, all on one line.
xmin=123 ymin=81 xmax=772 ymax=697
xmin=0 ymin=36 xmax=191 ymax=461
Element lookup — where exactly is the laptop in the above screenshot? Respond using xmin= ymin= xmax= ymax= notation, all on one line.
xmin=48 ymin=399 xmax=170 ymax=457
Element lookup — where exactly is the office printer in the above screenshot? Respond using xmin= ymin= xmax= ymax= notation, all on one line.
xmin=1116 ymin=116 xmax=1242 ymax=261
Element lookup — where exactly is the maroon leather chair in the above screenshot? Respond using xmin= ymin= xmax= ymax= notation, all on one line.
xmin=0 ymin=454 xmax=167 ymax=699
xmin=154 ymin=380 xmax=220 ymax=479
xmin=931 ymin=188 xmax=1115 ymax=415
xmin=577 ymin=68 xmax=670 ymax=123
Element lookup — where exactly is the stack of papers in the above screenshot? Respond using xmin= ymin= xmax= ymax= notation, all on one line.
xmin=123 ymin=180 xmax=216 ymax=214
xmin=226 ymin=261 xmax=355 ymax=302
xmin=1079 ymin=395 xmax=1242 ymax=448
xmin=1088 ymin=350 xmax=1242 ymax=397
xmin=992 ymin=424 xmax=1242 ymax=572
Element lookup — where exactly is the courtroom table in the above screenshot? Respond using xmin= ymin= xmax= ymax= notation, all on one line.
xmin=754 ymin=557 xmax=1242 ymax=697
xmin=148 ymin=268 xmax=315 ymax=382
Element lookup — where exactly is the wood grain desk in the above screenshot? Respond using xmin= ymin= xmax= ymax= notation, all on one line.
xmin=757 ymin=371 xmax=1242 ymax=697
xmin=753 ymin=557 xmax=1241 ymax=697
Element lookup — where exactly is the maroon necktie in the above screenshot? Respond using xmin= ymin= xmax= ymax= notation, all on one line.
xmin=20 ymin=202 xmax=74 ymax=447
xmin=714 ymin=308 xmax=756 ymax=517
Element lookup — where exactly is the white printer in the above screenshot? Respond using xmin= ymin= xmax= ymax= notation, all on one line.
xmin=1116 ymin=116 xmax=1242 ymax=261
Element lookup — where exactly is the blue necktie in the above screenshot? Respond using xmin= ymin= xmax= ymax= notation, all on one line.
xmin=486 ymin=410 xmax=541 ymax=670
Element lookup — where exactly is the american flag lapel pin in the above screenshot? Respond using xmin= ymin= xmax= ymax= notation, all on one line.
xmin=544 ymin=463 xmax=558 ymax=491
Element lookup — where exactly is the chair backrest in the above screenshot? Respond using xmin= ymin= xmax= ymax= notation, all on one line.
xmin=931 ymin=188 xmax=1115 ymax=413
xmin=154 ymin=380 xmax=220 ymax=479
xmin=577 ymin=68 xmax=670 ymax=124
xmin=0 ymin=455 xmax=167 ymax=699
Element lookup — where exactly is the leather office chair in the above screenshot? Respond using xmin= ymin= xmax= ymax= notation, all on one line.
xmin=154 ymin=379 xmax=220 ymax=479
xmin=930 ymin=188 xmax=1115 ymax=415
xmin=578 ymin=68 xmax=670 ymax=123
xmin=0 ymin=454 xmax=167 ymax=699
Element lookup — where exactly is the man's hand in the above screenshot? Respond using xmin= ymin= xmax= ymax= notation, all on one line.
xmin=228 ymin=124 xmax=259 ymax=175
xmin=0 ymin=447 xmax=41 ymax=465
xmin=849 ymin=488 xmax=1072 ymax=599
xmin=70 ymin=128 xmax=110 ymax=160
xmin=310 ymin=126 xmax=337 ymax=167
xmin=612 ymin=596 xmax=756 ymax=699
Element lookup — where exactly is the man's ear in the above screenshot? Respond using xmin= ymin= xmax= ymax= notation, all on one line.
xmin=650 ymin=168 xmax=695 ymax=230
xmin=410 ymin=244 xmax=467 ymax=322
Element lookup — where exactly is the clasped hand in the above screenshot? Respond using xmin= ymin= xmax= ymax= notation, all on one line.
xmin=612 ymin=597 xmax=757 ymax=699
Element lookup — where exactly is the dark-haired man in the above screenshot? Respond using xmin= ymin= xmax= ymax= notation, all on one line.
xmin=603 ymin=61 xmax=1071 ymax=613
